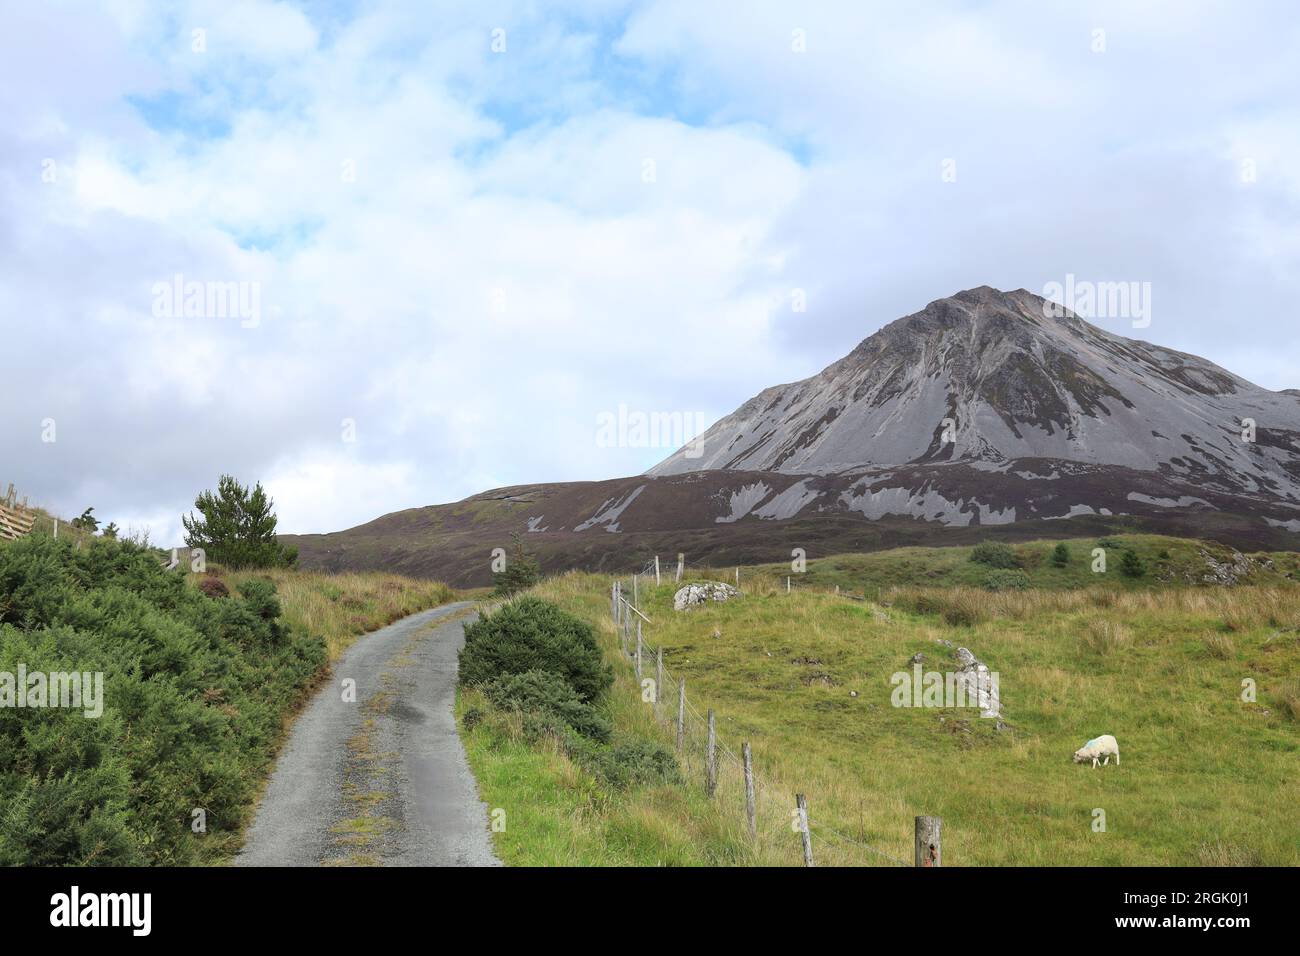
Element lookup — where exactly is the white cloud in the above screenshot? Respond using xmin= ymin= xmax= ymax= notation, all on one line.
xmin=2 ymin=0 xmax=1298 ymax=547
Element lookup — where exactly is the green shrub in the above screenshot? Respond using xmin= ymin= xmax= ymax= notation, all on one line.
xmin=483 ymin=669 xmax=611 ymax=741
xmin=1119 ymin=549 xmax=1147 ymax=578
xmin=459 ymin=597 xmax=612 ymax=702
xmin=0 ymin=534 xmax=325 ymax=865
xmin=1051 ymin=543 xmax=1070 ymax=567
xmin=562 ymin=732 xmax=681 ymax=790
xmin=983 ymin=569 xmax=1031 ymax=591
xmin=969 ymin=541 xmax=1019 ymax=569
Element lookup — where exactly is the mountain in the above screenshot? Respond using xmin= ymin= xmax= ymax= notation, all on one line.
xmin=285 ymin=287 xmax=1300 ymax=585
xmin=650 ymin=286 xmax=1300 ymax=499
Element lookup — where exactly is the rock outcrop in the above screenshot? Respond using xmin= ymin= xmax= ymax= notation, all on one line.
xmin=673 ymin=582 xmax=740 ymax=611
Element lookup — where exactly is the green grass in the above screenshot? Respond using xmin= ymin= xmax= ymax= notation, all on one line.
xmin=744 ymin=533 xmax=1300 ymax=597
xmin=459 ymin=689 xmax=757 ymax=866
xmin=461 ymin=534 xmax=1300 ymax=866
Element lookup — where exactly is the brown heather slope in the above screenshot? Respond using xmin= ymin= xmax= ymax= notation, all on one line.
xmin=282 ymin=462 xmax=1300 ymax=586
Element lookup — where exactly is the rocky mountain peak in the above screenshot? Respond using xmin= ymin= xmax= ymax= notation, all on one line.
xmin=650 ymin=287 xmax=1300 ymax=503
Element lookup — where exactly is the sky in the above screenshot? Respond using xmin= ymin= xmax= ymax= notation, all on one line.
xmin=2 ymin=0 xmax=1298 ymax=545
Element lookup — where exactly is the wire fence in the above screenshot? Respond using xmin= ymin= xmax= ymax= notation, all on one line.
xmin=608 ymin=558 xmax=921 ymax=867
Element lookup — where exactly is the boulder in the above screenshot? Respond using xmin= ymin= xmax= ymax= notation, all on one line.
xmin=953 ymin=645 xmax=1001 ymax=721
xmin=673 ymin=581 xmax=740 ymax=611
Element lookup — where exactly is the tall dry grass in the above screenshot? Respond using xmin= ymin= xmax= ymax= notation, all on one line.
xmin=221 ymin=568 xmax=457 ymax=659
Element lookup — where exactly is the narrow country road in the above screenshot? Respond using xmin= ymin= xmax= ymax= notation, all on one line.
xmin=237 ymin=602 xmax=501 ymax=867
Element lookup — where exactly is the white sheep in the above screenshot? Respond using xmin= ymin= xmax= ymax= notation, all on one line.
xmin=1073 ymin=734 xmax=1120 ymax=767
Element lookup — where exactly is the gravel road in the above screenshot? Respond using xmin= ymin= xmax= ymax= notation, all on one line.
xmin=237 ymin=602 xmax=500 ymax=867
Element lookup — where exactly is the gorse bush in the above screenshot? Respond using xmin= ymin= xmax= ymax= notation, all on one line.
xmin=460 ymin=596 xmax=681 ymax=792
xmin=459 ymin=597 xmax=612 ymax=703
xmin=560 ymin=733 xmax=681 ymax=790
xmin=969 ymin=541 xmax=1019 ymax=569
xmin=482 ymin=669 xmax=611 ymax=742
xmin=984 ymin=569 xmax=1031 ymax=592
xmin=0 ymin=534 xmax=325 ymax=865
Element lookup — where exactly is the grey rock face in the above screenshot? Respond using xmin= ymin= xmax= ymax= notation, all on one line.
xmin=649 ymin=286 xmax=1300 ymax=504
xmin=673 ymin=581 xmax=740 ymax=611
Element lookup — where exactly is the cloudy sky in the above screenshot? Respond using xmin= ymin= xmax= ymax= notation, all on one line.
xmin=3 ymin=0 xmax=1298 ymax=544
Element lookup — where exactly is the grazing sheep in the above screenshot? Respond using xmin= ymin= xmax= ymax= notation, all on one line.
xmin=1073 ymin=734 xmax=1120 ymax=767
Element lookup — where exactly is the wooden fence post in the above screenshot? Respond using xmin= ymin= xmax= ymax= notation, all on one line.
xmin=743 ymin=743 xmax=756 ymax=839
xmin=621 ymin=608 xmax=629 ymax=656
xmin=635 ymin=621 xmax=643 ymax=678
xmin=914 ymin=816 xmax=942 ymax=867
xmin=705 ymin=709 xmax=717 ymax=798
xmin=655 ymin=647 xmax=663 ymax=718
xmin=676 ymin=680 xmax=686 ymax=751
xmin=796 ymin=794 xmax=814 ymax=866
xmin=787 ymin=576 xmax=791 ymax=593
xmin=655 ymin=555 xmax=660 ymax=586
xmin=633 ymin=573 xmax=638 ymax=608
xmin=676 ymin=553 xmax=684 ymax=583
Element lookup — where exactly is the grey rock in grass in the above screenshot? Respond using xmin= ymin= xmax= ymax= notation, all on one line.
xmin=953 ymin=645 xmax=1001 ymax=721
xmin=673 ymin=581 xmax=740 ymax=611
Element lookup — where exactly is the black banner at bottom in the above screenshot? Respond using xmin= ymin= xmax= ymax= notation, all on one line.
xmin=0 ymin=865 xmax=1282 ymax=942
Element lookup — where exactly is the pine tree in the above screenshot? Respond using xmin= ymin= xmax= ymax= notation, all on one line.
xmin=1119 ymin=549 xmax=1146 ymax=578
xmin=182 ymin=475 xmax=296 ymax=569
xmin=492 ymin=532 xmax=541 ymax=597
xmin=1051 ymin=542 xmax=1070 ymax=567
xmin=71 ymin=507 xmax=99 ymax=533
xmin=101 ymin=522 xmax=119 ymax=539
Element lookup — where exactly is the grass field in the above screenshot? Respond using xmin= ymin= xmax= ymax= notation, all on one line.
xmin=462 ymin=534 xmax=1300 ymax=866
xmin=745 ymin=533 xmax=1300 ymax=595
